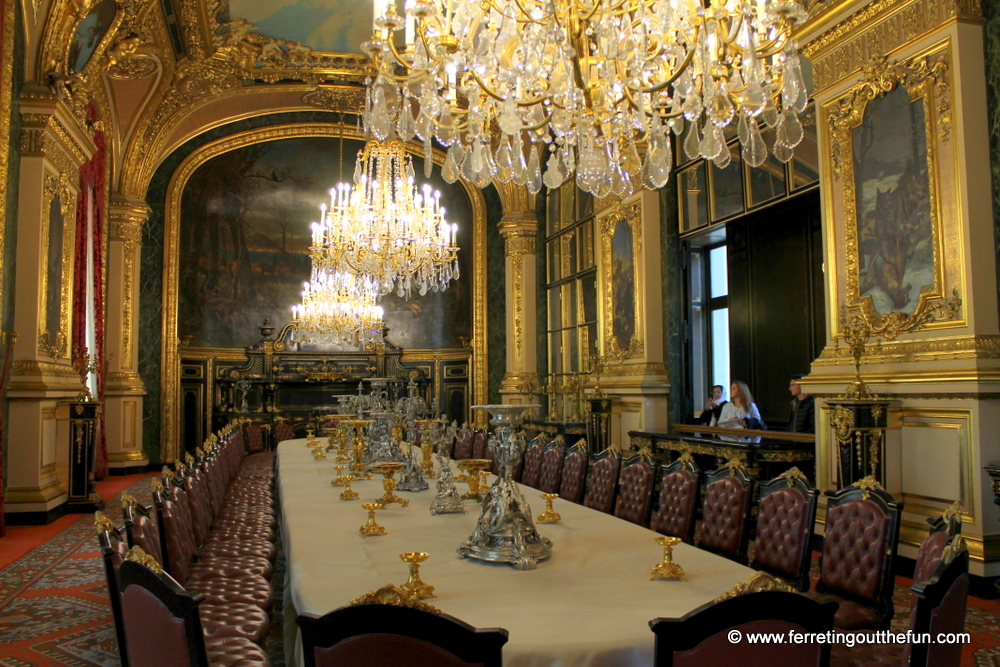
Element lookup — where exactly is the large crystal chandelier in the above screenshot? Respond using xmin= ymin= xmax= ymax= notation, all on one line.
xmin=292 ymin=268 xmax=385 ymax=347
xmin=363 ymin=0 xmax=810 ymax=198
xmin=311 ymin=139 xmax=460 ymax=299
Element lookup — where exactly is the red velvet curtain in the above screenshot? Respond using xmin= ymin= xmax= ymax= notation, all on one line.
xmin=72 ymin=104 xmax=107 ymax=479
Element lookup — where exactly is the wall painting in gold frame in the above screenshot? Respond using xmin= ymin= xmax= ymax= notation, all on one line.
xmin=598 ymin=200 xmax=644 ymax=360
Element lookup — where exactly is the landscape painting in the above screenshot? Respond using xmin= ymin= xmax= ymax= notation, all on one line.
xmin=178 ymin=135 xmax=473 ymax=351
xmin=852 ymin=85 xmax=934 ymax=317
xmin=227 ymin=0 xmax=372 ymax=54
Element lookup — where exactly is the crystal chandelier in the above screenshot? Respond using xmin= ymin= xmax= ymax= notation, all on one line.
xmin=311 ymin=139 xmax=460 ymax=300
xmin=363 ymin=0 xmax=810 ymax=198
xmin=292 ymin=267 xmax=385 ymax=347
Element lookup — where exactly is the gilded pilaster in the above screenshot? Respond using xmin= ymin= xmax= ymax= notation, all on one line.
xmin=104 ymin=194 xmax=148 ymax=470
xmin=496 ymin=183 xmax=540 ymax=405
xmin=6 ymin=88 xmax=94 ymax=519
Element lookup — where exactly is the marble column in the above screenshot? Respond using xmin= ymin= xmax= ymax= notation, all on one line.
xmin=496 ymin=183 xmax=540 ymax=406
xmin=103 ymin=195 xmax=148 ymax=473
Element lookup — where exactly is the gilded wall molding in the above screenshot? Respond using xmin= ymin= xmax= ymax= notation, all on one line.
xmin=802 ymin=0 xmax=981 ymax=93
xmin=599 ymin=201 xmax=645 ymax=359
xmin=107 ymin=55 xmax=158 ymax=80
xmin=0 ymin=0 xmax=15 ymax=334
xmin=301 ymin=87 xmax=367 ymax=113
xmin=503 ymin=234 xmax=537 ymax=258
xmin=826 ymin=49 xmax=958 ymax=339
xmin=815 ymin=334 xmax=1000 ymax=364
xmin=109 ymin=201 xmax=146 ymax=365
xmin=38 ymin=172 xmax=75 ymax=360
xmin=20 ymin=107 xmax=90 ymax=175
xmin=12 ymin=359 xmax=81 ymax=377
xmin=159 ymin=123 xmax=489 ymax=458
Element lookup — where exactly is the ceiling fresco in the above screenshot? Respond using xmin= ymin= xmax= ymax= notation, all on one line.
xmin=227 ymin=0 xmax=373 ymax=54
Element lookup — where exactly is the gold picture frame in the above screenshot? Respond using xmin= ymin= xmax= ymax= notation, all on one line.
xmin=38 ymin=173 xmax=76 ymax=359
xmin=826 ymin=49 xmax=954 ymax=340
xmin=599 ymin=200 xmax=644 ymax=360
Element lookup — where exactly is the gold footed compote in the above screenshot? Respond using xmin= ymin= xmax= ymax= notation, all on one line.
xmin=479 ymin=470 xmax=491 ymax=492
xmin=460 ymin=460 xmax=491 ymax=501
xmin=371 ymin=462 xmax=409 ymax=508
xmin=340 ymin=475 xmax=360 ymax=500
xmin=360 ymin=503 xmax=386 ymax=536
xmin=455 ymin=460 xmax=470 ymax=483
xmin=306 ymin=426 xmax=316 ymax=446
xmin=331 ymin=465 xmax=348 ymax=487
xmin=650 ymin=536 xmax=685 ymax=581
xmin=420 ymin=440 xmax=436 ymax=478
xmin=399 ymin=551 xmax=435 ymax=599
xmin=312 ymin=445 xmax=327 ymax=461
xmin=537 ymin=493 xmax=561 ymax=523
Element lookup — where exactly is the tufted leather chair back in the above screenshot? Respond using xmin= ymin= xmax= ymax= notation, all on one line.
xmin=520 ymin=440 xmax=547 ymax=489
xmin=245 ymin=424 xmax=265 ymax=452
xmin=752 ymin=470 xmax=818 ymax=591
xmin=453 ymin=430 xmax=474 ymax=460
xmin=583 ymin=449 xmax=621 ymax=514
xmin=904 ymin=540 xmax=969 ymax=667
xmin=118 ymin=560 xmax=211 ymax=667
xmin=97 ymin=523 xmax=133 ymax=667
xmin=155 ymin=486 xmax=198 ymax=584
xmin=184 ymin=471 xmax=212 ymax=547
xmin=558 ymin=441 xmax=589 ymax=504
xmin=274 ymin=421 xmax=296 ymax=443
xmin=537 ymin=444 xmax=566 ymax=494
xmin=123 ymin=503 xmax=163 ymax=566
xmin=651 ymin=458 xmax=700 ymax=543
xmin=614 ymin=454 xmax=656 ymax=526
xmin=472 ymin=432 xmax=488 ymax=459
xmin=698 ymin=464 xmax=753 ymax=563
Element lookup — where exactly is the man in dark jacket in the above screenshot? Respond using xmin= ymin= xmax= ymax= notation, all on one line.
xmin=787 ymin=374 xmax=815 ymax=433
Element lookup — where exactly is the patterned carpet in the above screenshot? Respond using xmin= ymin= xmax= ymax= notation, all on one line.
xmin=0 ymin=476 xmax=286 ymax=667
xmin=0 ymin=483 xmax=996 ymax=666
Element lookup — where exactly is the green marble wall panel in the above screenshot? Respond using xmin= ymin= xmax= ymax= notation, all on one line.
xmin=485 ymin=185 xmax=506 ymax=405
xmin=660 ymin=185 xmax=683 ymax=429
xmin=984 ymin=3 xmax=1000 ymax=305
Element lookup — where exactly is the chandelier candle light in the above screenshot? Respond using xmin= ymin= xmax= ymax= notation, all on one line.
xmin=291 ymin=267 xmax=385 ymax=347
xmin=311 ymin=139 xmax=460 ymax=300
xmin=364 ymin=0 xmax=810 ymax=198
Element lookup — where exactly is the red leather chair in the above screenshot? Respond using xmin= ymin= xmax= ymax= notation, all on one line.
xmin=520 ymin=436 xmax=547 ymax=489
xmin=751 ymin=467 xmax=818 ymax=591
xmin=558 ymin=439 xmax=589 ymax=504
xmin=453 ymin=428 xmax=474 ymax=460
xmin=472 ymin=431 xmax=488 ymax=459
xmin=118 ymin=557 xmax=271 ymax=666
xmin=806 ymin=477 xmax=903 ymax=631
xmin=297 ymin=602 xmax=508 ymax=667
xmin=614 ymin=452 xmax=657 ymax=526
xmin=274 ymin=420 xmax=296 ymax=443
xmin=650 ymin=590 xmax=838 ymax=667
xmin=582 ymin=448 xmax=621 ymax=514
xmin=651 ymin=454 xmax=700 ymax=543
xmin=537 ymin=440 xmax=566 ymax=494
xmin=245 ymin=424 xmax=266 ymax=453
xmin=830 ymin=530 xmax=969 ymax=667
xmin=697 ymin=462 xmax=753 ymax=563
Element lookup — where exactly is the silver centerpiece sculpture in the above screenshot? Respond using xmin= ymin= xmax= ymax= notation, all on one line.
xmin=458 ymin=404 xmax=551 ymax=570
xmin=429 ymin=449 xmax=465 ymax=514
xmin=396 ymin=445 xmax=429 ymax=492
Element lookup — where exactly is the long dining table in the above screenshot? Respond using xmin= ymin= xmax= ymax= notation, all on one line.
xmin=277 ymin=439 xmax=757 ymax=666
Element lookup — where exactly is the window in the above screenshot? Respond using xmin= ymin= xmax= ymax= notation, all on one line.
xmin=687 ymin=241 xmax=730 ymax=417
xmin=677 ymin=103 xmax=819 ymax=235
xmin=545 ymin=184 xmax=597 ymax=416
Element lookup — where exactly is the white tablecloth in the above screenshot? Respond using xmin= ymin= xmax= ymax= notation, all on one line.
xmin=277 ymin=440 xmax=755 ymax=667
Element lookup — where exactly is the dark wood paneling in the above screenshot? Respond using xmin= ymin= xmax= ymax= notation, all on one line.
xmin=728 ymin=189 xmax=824 ymax=425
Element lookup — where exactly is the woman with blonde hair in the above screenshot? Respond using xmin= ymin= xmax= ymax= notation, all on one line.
xmin=713 ymin=381 xmax=764 ymax=434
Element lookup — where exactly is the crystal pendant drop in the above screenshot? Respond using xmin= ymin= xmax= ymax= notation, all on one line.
xmin=397 ymin=99 xmax=416 ymax=141
xmin=442 ymin=143 xmax=461 ymax=183
xmin=777 ymin=110 xmax=804 ymax=150
xmin=526 ymin=143 xmax=542 ymax=195
xmin=746 ymin=117 xmax=767 ymax=167
xmin=423 ymin=136 xmax=433 ymax=177
xmin=712 ymin=142 xmax=731 ymax=169
xmin=371 ymin=87 xmax=391 ymax=141
xmin=542 ymin=150 xmax=566 ymax=189
xmin=435 ymin=106 xmax=458 ymax=146
xmin=698 ymin=122 xmax=723 ymax=160
xmin=684 ymin=120 xmax=701 ymax=160
xmin=513 ymin=134 xmax=528 ymax=186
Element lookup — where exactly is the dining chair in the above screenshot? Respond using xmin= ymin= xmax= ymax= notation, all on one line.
xmin=750 ymin=467 xmax=818 ymax=591
xmin=650 ymin=454 xmax=700 ymax=543
xmin=273 ymin=420 xmax=296 ymax=444
xmin=582 ymin=447 xmax=621 ymax=514
xmin=520 ymin=436 xmax=547 ymax=489
xmin=697 ymin=461 xmax=753 ymax=563
xmin=557 ymin=439 xmax=589 ymax=504
xmin=614 ymin=452 xmax=657 ymax=526
xmin=537 ymin=439 xmax=567 ymax=494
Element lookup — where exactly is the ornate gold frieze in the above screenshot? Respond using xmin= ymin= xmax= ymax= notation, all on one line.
xmin=301 ymin=87 xmax=367 ymax=113
xmin=827 ymin=49 xmax=957 ymax=339
xmin=816 ymin=333 xmax=1000 ymax=364
xmin=503 ymin=234 xmax=537 ymax=258
xmin=599 ymin=201 xmax=644 ymax=360
xmin=495 ymin=181 xmax=537 ymax=222
xmin=802 ymin=0 xmax=981 ymax=93
xmin=20 ymin=110 xmax=89 ymax=177
xmin=13 ymin=359 xmax=80 ymax=377
xmin=108 ymin=56 xmax=159 ymax=80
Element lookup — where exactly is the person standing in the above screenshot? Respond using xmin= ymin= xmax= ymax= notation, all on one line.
xmin=713 ymin=381 xmax=764 ymax=430
xmin=787 ymin=374 xmax=815 ymax=433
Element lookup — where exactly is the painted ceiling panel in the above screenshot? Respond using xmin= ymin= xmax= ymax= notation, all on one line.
xmin=227 ymin=0 xmax=372 ymax=54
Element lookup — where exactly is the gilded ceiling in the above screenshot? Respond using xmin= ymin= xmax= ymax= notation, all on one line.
xmin=227 ymin=0 xmax=372 ymax=54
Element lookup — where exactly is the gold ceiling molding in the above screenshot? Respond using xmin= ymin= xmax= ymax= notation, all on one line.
xmin=802 ymin=0 xmax=980 ymax=93
xmin=108 ymin=56 xmax=158 ymax=80
xmin=301 ymin=87 xmax=366 ymax=113
xmin=20 ymin=106 xmax=92 ymax=173
xmin=159 ymin=123 xmax=489 ymax=459
xmin=828 ymin=50 xmax=954 ymax=339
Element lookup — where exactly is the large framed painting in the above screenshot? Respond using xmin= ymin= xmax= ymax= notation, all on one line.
xmin=175 ymin=133 xmax=474 ymax=351
xmin=69 ymin=0 xmax=117 ymax=72
xmin=599 ymin=200 xmax=644 ymax=359
xmin=827 ymin=51 xmax=957 ymax=338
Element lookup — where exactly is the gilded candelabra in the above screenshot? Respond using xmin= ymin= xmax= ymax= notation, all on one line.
xmin=459 ymin=460 xmax=491 ymax=502
xmin=399 ymin=552 xmax=435 ymax=599
xmin=331 ymin=465 xmax=348 ymax=487
xmin=371 ymin=462 xmax=409 ymax=508
xmin=340 ymin=475 xmax=360 ymax=500
xmin=839 ymin=308 xmax=877 ymax=400
xmin=536 ymin=493 xmax=561 ymax=524
xmin=650 ymin=536 xmax=685 ymax=581
xmin=360 ymin=503 xmax=386 ymax=536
